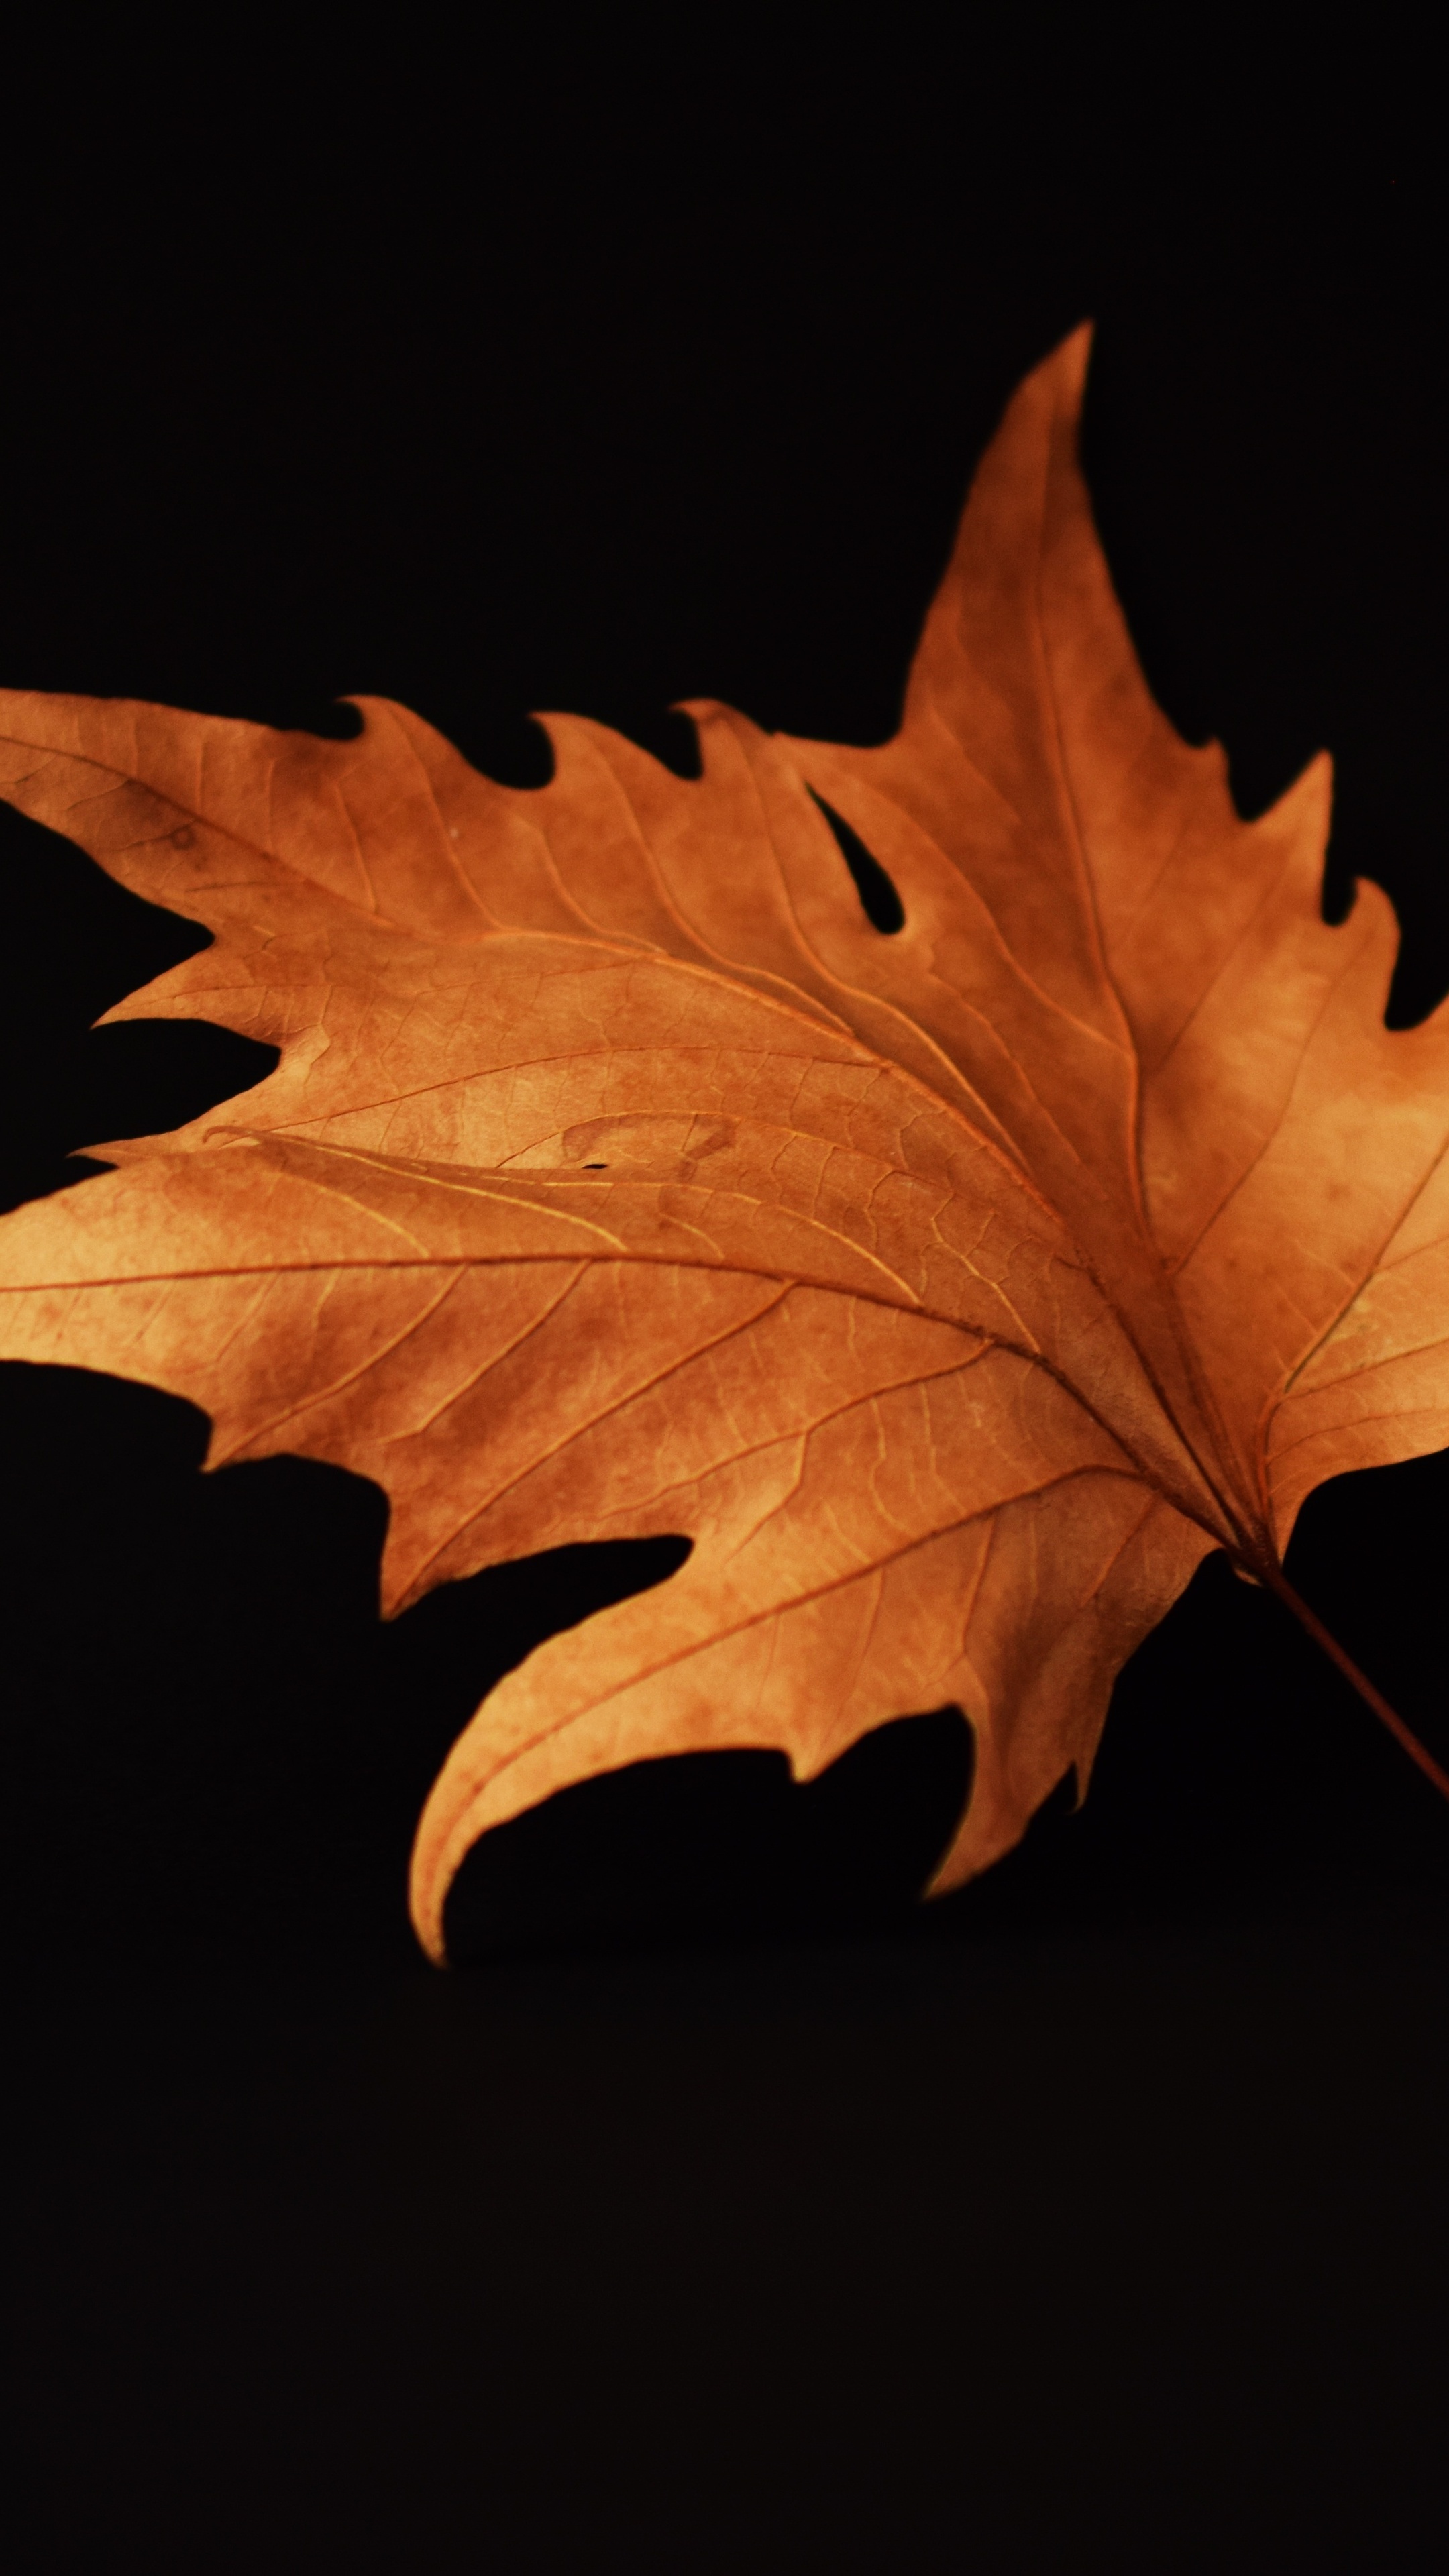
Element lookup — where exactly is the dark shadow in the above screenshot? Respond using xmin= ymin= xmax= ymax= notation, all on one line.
xmin=619 ymin=706 xmax=704 ymax=778
xmin=448 ymin=701 xmax=702 ymax=786
xmin=0 ymin=1360 xmax=694 ymax=1966
xmin=422 ymin=705 xmax=557 ymax=789
xmin=0 ymin=1354 xmax=975 ymax=1971
xmin=208 ymin=695 xmax=364 ymax=740
xmin=3 ymin=1370 xmax=1447 ymax=1972
xmin=443 ymin=1707 xmax=972 ymax=1965
xmin=0 ymin=800 xmax=213 ymax=1027
xmin=809 ymin=790 xmax=905 ymax=932
xmin=0 ymin=1020 xmax=281 ymax=1214
xmin=378 ymin=1532 xmax=694 ymax=1839
xmin=0 ymin=803 xmax=279 ymax=1214
xmin=929 ymin=1456 xmax=1449 ymax=1944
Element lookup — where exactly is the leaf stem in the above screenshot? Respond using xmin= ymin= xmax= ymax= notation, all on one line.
xmin=1257 ymin=1560 xmax=1449 ymax=1805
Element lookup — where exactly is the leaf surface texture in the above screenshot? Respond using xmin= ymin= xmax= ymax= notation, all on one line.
xmin=2 ymin=330 xmax=1445 ymax=1956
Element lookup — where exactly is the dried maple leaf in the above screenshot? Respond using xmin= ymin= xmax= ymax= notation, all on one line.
xmin=1 ymin=328 xmax=1447 ymax=1962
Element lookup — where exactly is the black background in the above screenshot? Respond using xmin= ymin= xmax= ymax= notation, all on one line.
xmin=3 ymin=28 xmax=1447 ymax=2573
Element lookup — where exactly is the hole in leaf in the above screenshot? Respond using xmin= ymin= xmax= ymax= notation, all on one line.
xmin=809 ymin=791 xmax=905 ymax=934
xmin=443 ymin=1704 xmax=971 ymax=1964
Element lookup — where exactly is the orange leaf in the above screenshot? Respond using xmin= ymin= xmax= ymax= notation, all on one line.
xmin=2 ymin=327 xmax=1446 ymax=1962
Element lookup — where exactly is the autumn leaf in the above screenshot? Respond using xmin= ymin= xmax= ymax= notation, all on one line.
xmin=1 ymin=326 xmax=1446 ymax=1964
